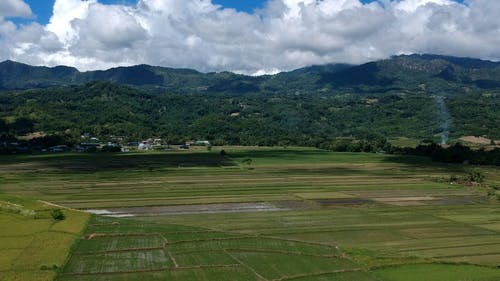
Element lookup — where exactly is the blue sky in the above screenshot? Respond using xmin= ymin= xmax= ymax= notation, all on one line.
xmin=20 ymin=0 xmax=384 ymax=24
xmin=17 ymin=0 xmax=466 ymax=26
xmin=20 ymin=0 xmax=136 ymax=24
xmin=213 ymin=0 xmax=381 ymax=12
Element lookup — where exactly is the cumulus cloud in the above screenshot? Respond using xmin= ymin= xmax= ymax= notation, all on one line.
xmin=0 ymin=0 xmax=32 ymax=18
xmin=0 ymin=0 xmax=499 ymax=74
xmin=46 ymin=0 xmax=95 ymax=44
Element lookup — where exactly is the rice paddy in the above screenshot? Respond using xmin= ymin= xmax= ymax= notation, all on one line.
xmin=0 ymin=147 xmax=499 ymax=280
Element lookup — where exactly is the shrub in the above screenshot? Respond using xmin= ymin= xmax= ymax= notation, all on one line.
xmin=51 ymin=209 xmax=65 ymax=221
xmin=464 ymin=170 xmax=485 ymax=184
xmin=242 ymin=158 xmax=252 ymax=165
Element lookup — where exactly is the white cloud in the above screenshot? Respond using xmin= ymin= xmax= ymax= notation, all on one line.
xmin=71 ymin=4 xmax=146 ymax=50
xmin=0 ymin=0 xmax=499 ymax=73
xmin=0 ymin=0 xmax=32 ymax=18
xmin=394 ymin=0 xmax=453 ymax=12
xmin=46 ymin=0 xmax=96 ymax=45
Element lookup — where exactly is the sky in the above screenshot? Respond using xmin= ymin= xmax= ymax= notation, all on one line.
xmin=0 ymin=0 xmax=495 ymax=75
xmin=20 ymin=0 xmax=385 ymax=23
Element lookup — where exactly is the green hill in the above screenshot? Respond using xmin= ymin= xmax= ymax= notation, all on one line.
xmin=0 ymin=55 xmax=499 ymax=145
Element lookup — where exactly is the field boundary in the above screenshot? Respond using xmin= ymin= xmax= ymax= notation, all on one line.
xmin=273 ymin=268 xmax=364 ymax=281
xmin=224 ymin=249 xmax=269 ymax=281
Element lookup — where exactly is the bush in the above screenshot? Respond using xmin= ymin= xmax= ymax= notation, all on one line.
xmin=51 ymin=209 xmax=65 ymax=221
xmin=40 ymin=264 xmax=58 ymax=271
xmin=242 ymin=158 xmax=252 ymax=165
xmin=465 ymin=170 xmax=485 ymax=183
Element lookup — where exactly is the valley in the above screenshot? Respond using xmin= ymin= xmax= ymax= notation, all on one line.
xmin=1 ymin=148 xmax=499 ymax=280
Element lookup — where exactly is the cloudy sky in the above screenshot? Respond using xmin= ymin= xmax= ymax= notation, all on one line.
xmin=0 ymin=0 xmax=498 ymax=74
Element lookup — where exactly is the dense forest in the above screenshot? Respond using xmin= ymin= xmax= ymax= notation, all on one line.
xmin=0 ymin=54 xmax=499 ymax=148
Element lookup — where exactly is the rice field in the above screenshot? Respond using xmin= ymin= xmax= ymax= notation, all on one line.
xmin=0 ymin=147 xmax=499 ymax=280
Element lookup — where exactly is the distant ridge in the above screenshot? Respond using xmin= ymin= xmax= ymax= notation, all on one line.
xmin=0 ymin=54 xmax=498 ymax=145
xmin=1 ymin=54 xmax=499 ymax=93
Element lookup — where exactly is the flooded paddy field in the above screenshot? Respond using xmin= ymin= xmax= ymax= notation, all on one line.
xmin=86 ymin=202 xmax=293 ymax=217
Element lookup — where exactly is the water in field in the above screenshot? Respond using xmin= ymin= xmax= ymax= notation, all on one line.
xmin=85 ymin=202 xmax=292 ymax=217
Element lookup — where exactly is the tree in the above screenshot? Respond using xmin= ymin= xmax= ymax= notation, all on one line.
xmin=0 ymin=119 xmax=8 ymax=134
xmin=51 ymin=209 xmax=65 ymax=221
xmin=464 ymin=170 xmax=485 ymax=184
xmin=11 ymin=117 xmax=34 ymax=135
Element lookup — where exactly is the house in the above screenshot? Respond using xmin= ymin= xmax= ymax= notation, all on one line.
xmin=194 ymin=140 xmax=211 ymax=146
xmin=138 ymin=141 xmax=150 ymax=150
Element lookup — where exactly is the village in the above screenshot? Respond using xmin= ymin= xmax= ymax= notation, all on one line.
xmin=0 ymin=134 xmax=212 ymax=154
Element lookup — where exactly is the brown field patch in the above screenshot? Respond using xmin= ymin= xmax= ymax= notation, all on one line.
xmin=459 ymin=136 xmax=495 ymax=145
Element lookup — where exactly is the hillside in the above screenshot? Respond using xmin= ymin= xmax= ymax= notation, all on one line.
xmin=1 ymin=54 xmax=500 ymax=94
xmin=0 ymin=55 xmax=499 ymax=145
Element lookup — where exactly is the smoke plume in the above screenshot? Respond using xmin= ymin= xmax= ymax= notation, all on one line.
xmin=435 ymin=96 xmax=451 ymax=145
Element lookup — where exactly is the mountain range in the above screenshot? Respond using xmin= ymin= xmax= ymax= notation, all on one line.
xmin=1 ymin=54 xmax=500 ymax=94
xmin=0 ymin=54 xmax=499 ymax=146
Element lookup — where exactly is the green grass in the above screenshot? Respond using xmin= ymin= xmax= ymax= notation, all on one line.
xmin=172 ymin=251 xmax=238 ymax=267
xmin=284 ymin=271 xmax=378 ymax=281
xmin=373 ymin=264 xmax=500 ymax=281
xmin=74 ymin=235 xmax=165 ymax=253
xmin=228 ymin=251 xmax=358 ymax=280
xmin=62 ymin=249 xmax=172 ymax=274
xmin=0 ymin=195 xmax=89 ymax=281
xmin=0 ymin=148 xmax=499 ymax=281
xmin=388 ymin=137 xmax=421 ymax=148
xmin=57 ymin=267 xmax=259 ymax=281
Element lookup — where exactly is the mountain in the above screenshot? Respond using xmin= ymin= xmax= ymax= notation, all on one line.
xmin=1 ymin=54 xmax=499 ymax=93
xmin=0 ymin=60 xmax=261 ymax=94
xmin=0 ymin=55 xmax=499 ymax=145
xmin=0 ymin=60 xmax=79 ymax=90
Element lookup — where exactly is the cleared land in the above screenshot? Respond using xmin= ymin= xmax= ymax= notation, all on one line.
xmin=0 ymin=148 xmax=499 ymax=280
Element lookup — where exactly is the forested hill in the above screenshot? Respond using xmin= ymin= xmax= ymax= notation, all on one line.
xmin=1 ymin=54 xmax=500 ymax=94
xmin=0 ymin=54 xmax=499 ymax=146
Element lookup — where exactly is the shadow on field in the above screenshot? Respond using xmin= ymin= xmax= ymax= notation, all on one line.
xmin=227 ymin=149 xmax=324 ymax=160
xmin=0 ymin=152 xmax=235 ymax=172
xmin=381 ymin=155 xmax=433 ymax=165
xmin=226 ymin=149 xmax=380 ymax=164
xmin=380 ymin=154 xmax=468 ymax=172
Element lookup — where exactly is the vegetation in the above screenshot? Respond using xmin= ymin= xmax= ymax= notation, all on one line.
xmin=51 ymin=209 xmax=65 ymax=221
xmin=373 ymin=264 xmax=500 ymax=281
xmin=0 ymin=194 xmax=89 ymax=281
xmin=1 ymin=53 xmax=499 ymax=280
xmin=0 ymin=54 xmax=499 ymax=148
xmin=396 ymin=143 xmax=500 ymax=166
xmin=0 ymin=149 xmax=499 ymax=280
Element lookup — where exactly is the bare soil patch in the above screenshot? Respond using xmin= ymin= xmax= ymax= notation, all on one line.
xmin=459 ymin=136 xmax=495 ymax=145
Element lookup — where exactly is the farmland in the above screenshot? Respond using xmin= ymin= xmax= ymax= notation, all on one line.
xmin=0 ymin=194 xmax=89 ymax=281
xmin=0 ymin=147 xmax=499 ymax=280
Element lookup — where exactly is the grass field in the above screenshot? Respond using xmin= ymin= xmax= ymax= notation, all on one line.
xmin=0 ymin=194 xmax=89 ymax=281
xmin=0 ymin=147 xmax=499 ymax=280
